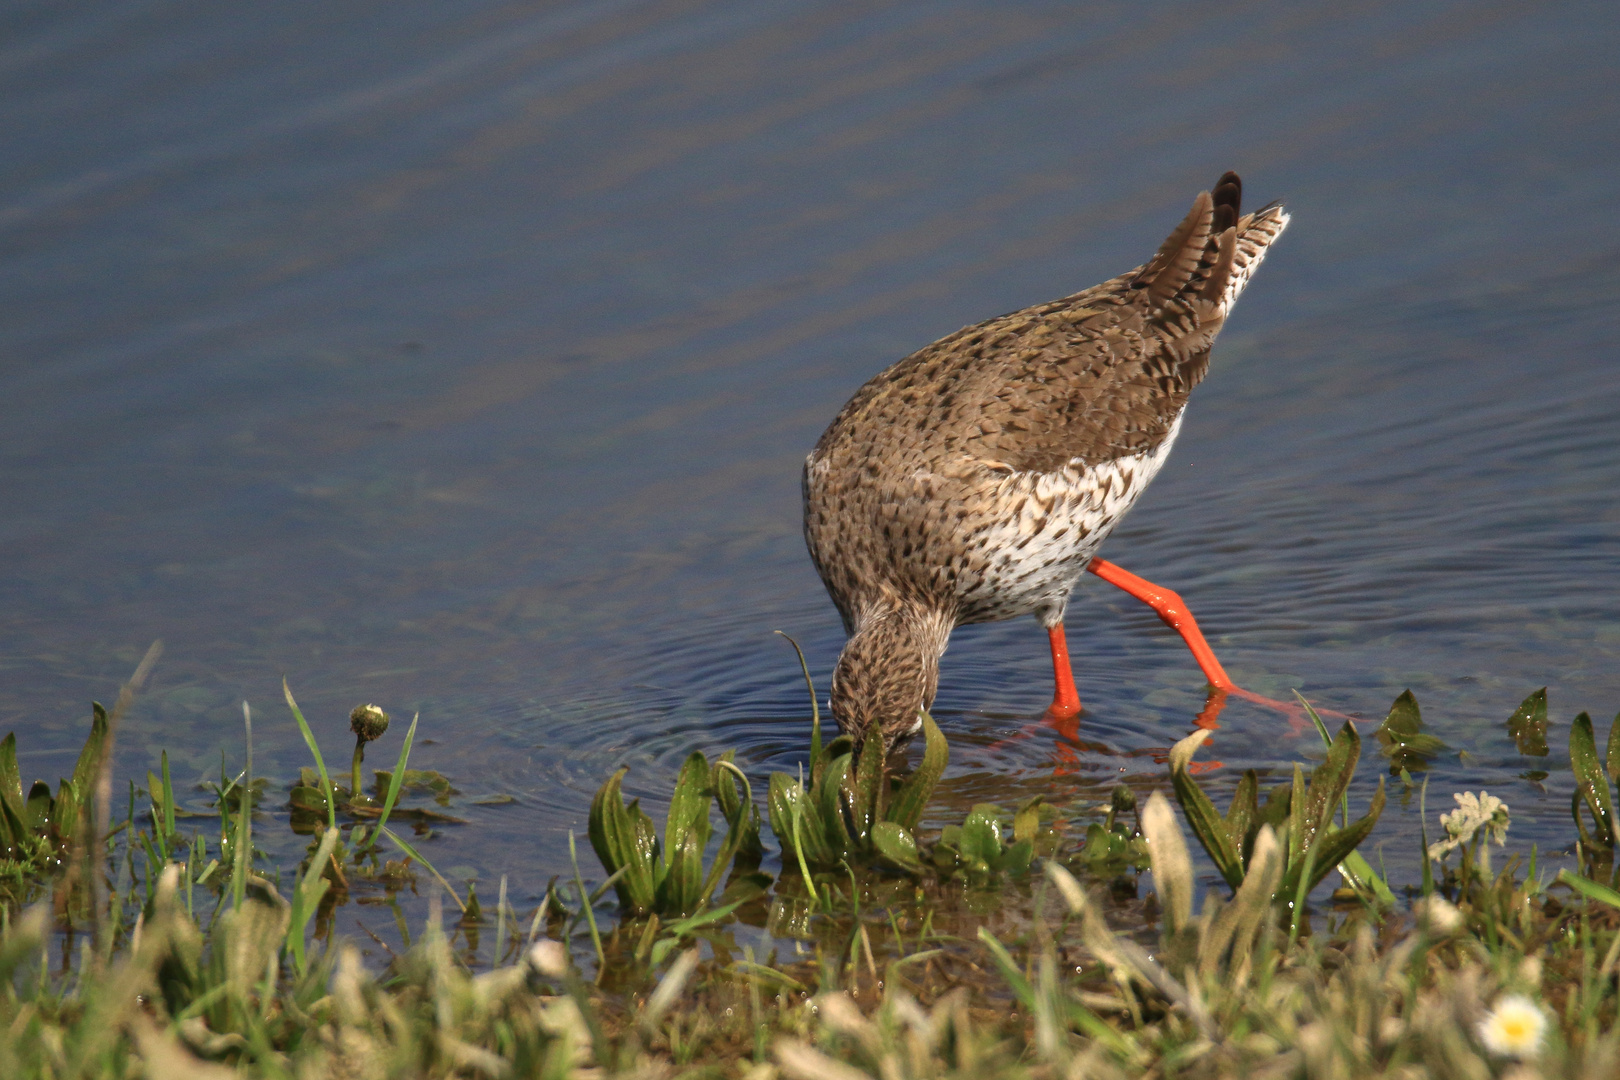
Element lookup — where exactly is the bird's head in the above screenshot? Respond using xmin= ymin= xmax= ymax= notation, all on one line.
xmin=829 ymin=604 xmax=950 ymax=746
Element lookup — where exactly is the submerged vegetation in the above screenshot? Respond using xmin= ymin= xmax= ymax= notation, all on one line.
xmin=2 ymin=650 xmax=1620 ymax=1078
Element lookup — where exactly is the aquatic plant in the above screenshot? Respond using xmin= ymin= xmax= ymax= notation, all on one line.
xmin=1072 ymin=784 xmax=1151 ymax=875
xmin=1168 ymin=716 xmax=1386 ymax=912
xmin=766 ymin=714 xmax=948 ymax=879
xmin=2 ymin=670 xmax=1620 ymax=1076
xmin=1569 ymin=708 xmax=1620 ymax=858
xmin=763 ymin=634 xmax=949 ymax=883
xmin=922 ymin=797 xmax=1054 ymax=882
xmin=0 ymin=705 xmax=106 ymax=906
xmin=587 ymin=749 xmax=766 ymax=918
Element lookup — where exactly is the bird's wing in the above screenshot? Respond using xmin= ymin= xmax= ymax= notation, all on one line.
xmin=925 ymin=179 xmax=1288 ymax=475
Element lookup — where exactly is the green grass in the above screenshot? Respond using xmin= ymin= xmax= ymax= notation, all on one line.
xmin=1 ymin=662 xmax=1619 ymax=1078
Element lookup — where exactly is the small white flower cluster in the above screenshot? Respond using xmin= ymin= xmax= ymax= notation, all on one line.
xmin=1427 ymin=790 xmax=1510 ymax=860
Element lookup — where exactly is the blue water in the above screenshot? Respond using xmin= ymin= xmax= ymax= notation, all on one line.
xmin=2 ymin=0 xmax=1617 ymax=935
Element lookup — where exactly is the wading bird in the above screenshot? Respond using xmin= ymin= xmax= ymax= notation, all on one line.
xmin=804 ymin=172 xmax=1289 ymax=744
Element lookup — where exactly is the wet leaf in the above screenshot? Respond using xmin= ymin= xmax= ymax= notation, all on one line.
xmin=1299 ymin=722 xmax=1362 ymax=855
xmin=872 ymin=821 xmax=924 ymax=876
xmin=587 ymin=767 xmax=658 ymax=913
xmin=847 ymin=726 xmax=886 ymax=844
xmin=0 ymin=733 xmax=22 ymax=830
xmin=887 ymin=711 xmax=948 ymax=831
xmin=1299 ymin=778 xmax=1386 ymax=896
xmin=1570 ymin=712 xmax=1616 ymax=851
xmin=665 ymin=751 xmax=714 ymax=865
xmin=1507 ymin=688 xmax=1550 ymax=757
xmin=69 ymin=704 xmax=108 ymax=819
xmin=1168 ymin=729 xmax=1244 ymax=890
xmin=371 ymin=769 xmax=458 ymax=805
xmin=817 ymin=754 xmax=854 ymax=854
xmin=24 ymin=781 xmax=52 ymax=833
xmin=1375 ymin=690 xmax=1445 ymax=774
xmin=960 ymin=804 xmax=1004 ymax=867
xmin=1013 ymin=795 xmax=1043 ymax=846
xmin=1608 ymin=712 xmax=1620 ymax=787
xmin=993 ymin=838 xmax=1034 ymax=877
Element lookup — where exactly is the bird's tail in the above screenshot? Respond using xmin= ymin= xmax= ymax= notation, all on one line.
xmin=1132 ymin=172 xmax=1289 ymax=328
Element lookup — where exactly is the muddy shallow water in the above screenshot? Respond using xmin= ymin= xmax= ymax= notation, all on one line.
xmin=2 ymin=1 xmax=1617 ymax=949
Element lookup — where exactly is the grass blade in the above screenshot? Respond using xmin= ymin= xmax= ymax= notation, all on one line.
xmin=775 ymin=631 xmax=822 ymax=768
xmin=283 ymin=679 xmax=336 ymax=833
xmin=377 ymin=824 xmax=465 ymax=914
xmin=1559 ymin=868 xmax=1620 ymax=910
xmin=287 ymin=826 xmax=340 ymax=976
xmin=364 ymin=712 xmax=417 ymax=854
xmin=976 ymin=927 xmax=1033 ymax=1008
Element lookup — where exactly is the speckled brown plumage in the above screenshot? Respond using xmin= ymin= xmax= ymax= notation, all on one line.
xmin=803 ymin=173 xmax=1289 ymax=742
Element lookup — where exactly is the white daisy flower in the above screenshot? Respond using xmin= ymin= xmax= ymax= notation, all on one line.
xmin=1476 ymin=993 xmax=1546 ymax=1059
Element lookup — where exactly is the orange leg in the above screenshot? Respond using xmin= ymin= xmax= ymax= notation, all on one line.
xmin=1087 ymin=557 xmax=1332 ymax=730
xmin=1046 ymin=623 xmax=1082 ymax=718
xmin=1086 ymin=558 xmax=1234 ymax=690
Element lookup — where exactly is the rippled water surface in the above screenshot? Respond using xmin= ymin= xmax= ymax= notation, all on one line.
xmin=2 ymin=1 xmax=1617 ymax=927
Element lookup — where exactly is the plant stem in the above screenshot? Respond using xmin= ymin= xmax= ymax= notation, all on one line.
xmin=351 ymin=736 xmax=365 ymax=803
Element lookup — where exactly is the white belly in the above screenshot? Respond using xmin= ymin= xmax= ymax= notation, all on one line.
xmin=953 ymin=413 xmax=1184 ymax=624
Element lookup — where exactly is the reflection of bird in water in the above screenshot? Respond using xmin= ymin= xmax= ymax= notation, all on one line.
xmin=804 ymin=172 xmax=1294 ymax=746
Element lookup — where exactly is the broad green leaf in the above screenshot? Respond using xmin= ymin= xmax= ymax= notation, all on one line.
xmin=1258 ymin=781 xmax=1292 ymax=831
xmin=1171 ymin=769 xmax=1246 ymax=890
xmin=818 ymin=754 xmax=854 ymax=856
xmin=0 ymin=733 xmax=22 ymax=826
xmin=629 ymin=801 xmax=660 ymax=892
xmin=701 ymin=760 xmax=757 ymax=905
xmin=587 ymin=768 xmax=658 ymax=913
xmin=994 ymin=838 xmax=1034 ymax=877
xmin=0 ymin=733 xmax=21 ymax=808
xmin=960 ymin=804 xmax=1003 ymax=866
xmin=1287 ymin=764 xmax=1307 ymax=868
xmin=767 ymin=772 xmax=805 ymax=858
xmin=1570 ymin=713 xmax=1616 ymax=850
xmin=1302 ymin=778 xmax=1385 ymax=895
xmin=69 ymin=702 xmax=109 ymax=808
xmin=1337 ymin=849 xmax=1397 ymax=907
xmin=848 ymin=726 xmax=886 ymax=844
xmin=1298 ymin=722 xmax=1362 ymax=855
xmin=53 ymin=780 xmax=79 ymax=844
xmin=871 ymin=821 xmax=924 ymax=875
xmin=1226 ymin=771 xmax=1259 ymax=860
xmin=657 ymin=829 xmax=705 ymax=916
xmin=1375 ymin=690 xmax=1444 ymax=774
xmin=1507 ymin=688 xmax=1550 ymax=757
xmin=665 ymin=751 xmax=714 ymax=865
xmin=886 ymin=711 xmax=947 ymax=830
xmin=1013 ymin=795 xmax=1043 ymax=846
xmin=770 ymin=772 xmax=833 ymax=867
xmin=814 ymin=735 xmax=854 ymax=791
xmin=24 ymin=781 xmax=52 ymax=832
xmin=1608 ymin=713 xmax=1620 ymax=787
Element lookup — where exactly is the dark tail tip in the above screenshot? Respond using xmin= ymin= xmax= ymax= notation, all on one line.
xmin=1212 ymin=171 xmax=1242 ymax=232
